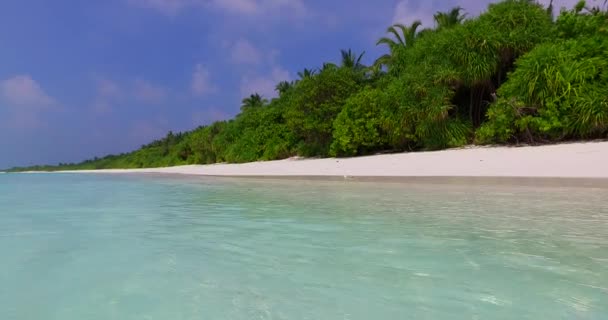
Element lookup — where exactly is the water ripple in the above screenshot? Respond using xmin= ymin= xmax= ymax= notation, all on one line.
xmin=1 ymin=174 xmax=607 ymax=319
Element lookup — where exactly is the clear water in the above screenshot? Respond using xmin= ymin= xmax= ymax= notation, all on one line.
xmin=1 ymin=174 xmax=607 ymax=320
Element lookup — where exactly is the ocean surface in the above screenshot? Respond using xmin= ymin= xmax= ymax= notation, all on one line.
xmin=1 ymin=173 xmax=607 ymax=319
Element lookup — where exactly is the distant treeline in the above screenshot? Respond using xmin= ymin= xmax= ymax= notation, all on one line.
xmin=7 ymin=0 xmax=608 ymax=172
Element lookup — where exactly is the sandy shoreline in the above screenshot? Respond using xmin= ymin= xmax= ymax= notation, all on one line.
xmin=46 ymin=141 xmax=608 ymax=179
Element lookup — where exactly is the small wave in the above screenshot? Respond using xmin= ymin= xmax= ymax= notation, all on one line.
xmin=0 ymin=231 xmax=59 ymax=237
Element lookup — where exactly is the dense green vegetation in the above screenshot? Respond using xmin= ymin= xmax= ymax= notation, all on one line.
xmin=6 ymin=0 xmax=608 ymax=172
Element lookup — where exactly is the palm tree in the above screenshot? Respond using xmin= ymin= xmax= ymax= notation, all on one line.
xmin=297 ymin=68 xmax=317 ymax=80
xmin=434 ymin=7 xmax=466 ymax=30
xmin=376 ymin=21 xmax=422 ymax=50
xmin=321 ymin=62 xmax=338 ymax=72
xmin=275 ymin=81 xmax=293 ymax=96
xmin=340 ymin=49 xmax=366 ymax=71
xmin=240 ymin=93 xmax=267 ymax=111
xmin=583 ymin=0 xmax=608 ymax=14
xmin=546 ymin=0 xmax=554 ymax=18
xmin=374 ymin=21 xmax=422 ymax=69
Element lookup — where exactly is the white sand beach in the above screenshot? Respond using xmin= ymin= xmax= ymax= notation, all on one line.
xmin=63 ymin=141 xmax=608 ymax=179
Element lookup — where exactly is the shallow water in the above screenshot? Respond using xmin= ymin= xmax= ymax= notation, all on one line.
xmin=1 ymin=173 xmax=607 ymax=319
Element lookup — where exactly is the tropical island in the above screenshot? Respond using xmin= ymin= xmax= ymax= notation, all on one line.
xmin=6 ymin=0 xmax=608 ymax=173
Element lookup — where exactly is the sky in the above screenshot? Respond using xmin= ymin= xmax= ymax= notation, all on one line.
xmin=0 ymin=0 xmax=586 ymax=168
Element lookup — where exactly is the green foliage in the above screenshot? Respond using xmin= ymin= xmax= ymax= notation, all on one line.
xmin=241 ymin=93 xmax=268 ymax=111
xmin=222 ymin=101 xmax=295 ymax=163
xmin=340 ymin=49 xmax=366 ymax=71
xmin=330 ymin=86 xmax=415 ymax=156
xmin=478 ymin=8 xmax=608 ymax=143
xmin=10 ymin=0 xmax=608 ymax=172
xmin=556 ymin=1 xmax=608 ymax=38
xmin=374 ymin=21 xmax=422 ymax=69
xmin=185 ymin=122 xmax=227 ymax=164
xmin=434 ymin=6 xmax=466 ymax=30
xmin=275 ymin=81 xmax=294 ymax=96
xmin=386 ymin=0 xmax=553 ymax=148
xmin=284 ymin=67 xmax=364 ymax=156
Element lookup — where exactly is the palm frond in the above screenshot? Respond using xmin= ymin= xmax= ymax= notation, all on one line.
xmin=386 ymin=25 xmax=405 ymax=46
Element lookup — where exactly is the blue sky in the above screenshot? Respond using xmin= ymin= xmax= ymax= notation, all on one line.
xmin=0 ymin=0 xmax=580 ymax=168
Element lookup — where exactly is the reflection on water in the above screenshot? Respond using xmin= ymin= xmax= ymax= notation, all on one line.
xmin=1 ymin=174 xmax=607 ymax=319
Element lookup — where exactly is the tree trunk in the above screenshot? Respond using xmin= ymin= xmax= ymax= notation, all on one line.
xmin=477 ymin=86 xmax=486 ymax=127
xmin=497 ymin=69 xmax=502 ymax=87
xmin=469 ymin=90 xmax=474 ymax=124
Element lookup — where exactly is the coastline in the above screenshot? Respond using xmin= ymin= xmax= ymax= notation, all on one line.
xmin=48 ymin=141 xmax=608 ymax=180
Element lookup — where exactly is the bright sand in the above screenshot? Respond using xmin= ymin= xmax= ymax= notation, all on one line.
xmin=61 ymin=141 xmax=608 ymax=179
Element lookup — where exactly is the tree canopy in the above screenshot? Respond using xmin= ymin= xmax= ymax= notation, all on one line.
xmin=8 ymin=0 xmax=608 ymax=172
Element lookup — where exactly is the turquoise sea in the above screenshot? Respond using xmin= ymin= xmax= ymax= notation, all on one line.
xmin=1 ymin=173 xmax=607 ymax=319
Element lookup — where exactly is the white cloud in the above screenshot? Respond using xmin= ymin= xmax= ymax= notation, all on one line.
xmin=128 ymin=0 xmax=307 ymax=17
xmin=240 ymin=66 xmax=290 ymax=99
xmin=0 ymin=75 xmax=55 ymax=108
xmin=89 ymin=78 xmax=124 ymax=115
xmin=92 ymin=77 xmax=171 ymax=108
xmin=97 ymin=78 xmax=122 ymax=99
xmin=192 ymin=106 xmax=231 ymax=125
xmin=8 ymin=111 xmax=42 ymax=130
xmin=229 ymin=41 xmax=290 ymax=99
xmin=541 ymin=0 xmax=602 ymax=12
xmin=133 ymin=79 xmax=168 ymax=103
xmin=129 ymin=120 xmax=169 ymax=143
xmin=392 ymin=1 xmax=437 ymax=28
xmin=0 ymin=75 xmax=58 ymax=130
xmin=191 ymin=64 xmax=218 ymax=96
xmin=230 ymin=39 xmax=263 ymax=65
xmin=212 ymin=0 xmax=258 ymax=14
xmin=91 ymin=100 xmax=114 ymax=115
xmin=391 ymin=0 xmax=484 ymax=29
xmin=212 ymin=0 xmax=307 ymax=15
xmin=127 ymin=0 xmax=194 ymax=16
xmin=391 ymin=0 xmax=600 ymax=29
